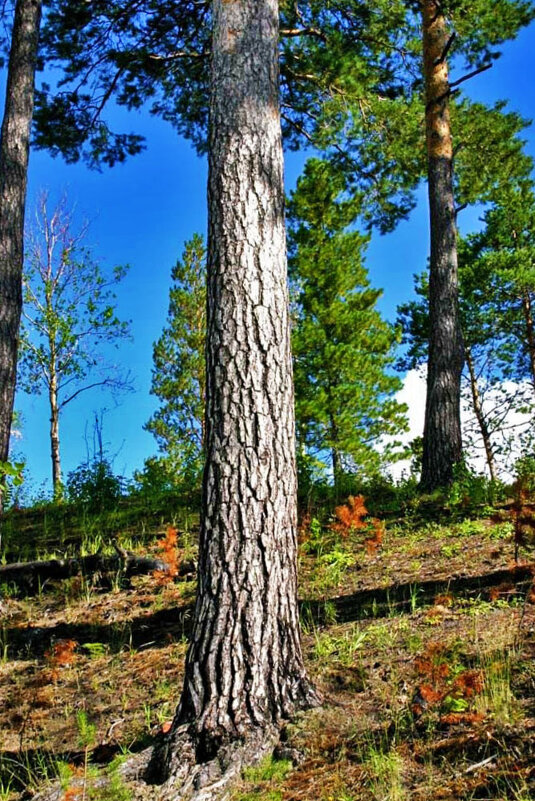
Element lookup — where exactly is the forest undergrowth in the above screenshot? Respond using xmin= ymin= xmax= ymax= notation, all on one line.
xmin=1 ymin=487 xmax=534 ymax=801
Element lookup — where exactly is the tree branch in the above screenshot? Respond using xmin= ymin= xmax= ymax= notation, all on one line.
xmin=434 ymin=32 xmax=456 ymax=65
xmin=146 ymin=49 xmax=206 ymax=61
xmin=280 ymin=27 xmax=326 ymax=42
xmin=449 ymin=63 xmax=492 ymax=89
xmin=59 ymin=377 xmax=132 ymax=410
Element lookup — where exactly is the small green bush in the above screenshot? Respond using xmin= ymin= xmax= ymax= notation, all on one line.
xmin=66 ymin=459 xmax=125 ymax=511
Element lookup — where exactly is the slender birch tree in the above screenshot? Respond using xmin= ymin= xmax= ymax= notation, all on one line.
xmin=19 ymin=193 xmax=131 ymax=496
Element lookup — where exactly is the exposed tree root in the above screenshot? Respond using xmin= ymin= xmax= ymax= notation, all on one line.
xmin=30 ymin=728 xmax=282 ymax=801
xmin=150 ymin=724 xmax=280 ymax=801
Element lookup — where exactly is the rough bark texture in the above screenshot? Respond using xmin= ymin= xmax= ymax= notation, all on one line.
xmin=0 ymin=0 xmax=42 ymax=469
xmin=420 ymin=0 xmax=464 ymax=491
xmin=159 ymin=0 xmax=319 ymax=789
xmin=465 ymin=347 xmax=496 ymax=482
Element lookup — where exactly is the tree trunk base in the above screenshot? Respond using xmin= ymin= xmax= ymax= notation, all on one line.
xmin=149 ymin=724 xmax=280 ymax=801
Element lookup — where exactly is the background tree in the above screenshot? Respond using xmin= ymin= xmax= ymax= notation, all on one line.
xmin=0 ymin=0 xmax=42 ymax=491
xmin=144 ymin=234 xmax=206 ymax=487
xmin=418 ymin=0 xmax=464 ymax=490
xmin=277 ymin=0 xmax=533 ymax=488
xmin=398 ymin=179 xmax=535 ymax=480
xmin=19 ymin=192 xmax=131 ymax=496
xmin=288 ymin=159 xmax=407 ymax=489
xmin=31 ymin=0 xmax=533 ymax=485
xmin=466 ymin=182 xmax=535 ymax=389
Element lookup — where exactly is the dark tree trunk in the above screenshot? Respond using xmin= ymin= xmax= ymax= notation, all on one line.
xmin=329 ymin=414 xmax=342 ymax=494
xmin=419 ymin=0 xmax=464 ymax=492
xmin=521 ymin=291 xmax=535 ymax=389
xmin=465 ymin=347 xmax=497 ymax=482
xmin=0 ymin=0 xmax=42 ymax=475
xmin=160 ymin=0 xmax=319 ymax=786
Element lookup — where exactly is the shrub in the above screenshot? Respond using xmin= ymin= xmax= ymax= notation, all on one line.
xmin=66 ymin=459 xmax=125 ymax=511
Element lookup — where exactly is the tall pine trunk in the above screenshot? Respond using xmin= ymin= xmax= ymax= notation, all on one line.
xmin=161 ymin=0 xmax=318 ymax=784
xmin=420 ymin=0 xmax=464 ymax=491
xmin=0 ymin=0 xmax=42 ymax=474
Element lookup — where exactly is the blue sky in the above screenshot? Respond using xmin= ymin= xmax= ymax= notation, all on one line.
xmin=7 ymin=20 xmax=535 ymax=497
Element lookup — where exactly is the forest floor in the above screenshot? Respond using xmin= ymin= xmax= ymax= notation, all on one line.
xmin=0 ymin=495 xmax=534 ymax=800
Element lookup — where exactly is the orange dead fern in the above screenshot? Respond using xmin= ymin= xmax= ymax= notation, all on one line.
xmin=153 ymin=526 xmax=180 ymax=584
xmin=331 ymin=495 xmax=384 ymax=554
xmin=44 ymin=639 xmax=77 ymax=680
xmin=412 ymin=642 xmax=484 ymax=724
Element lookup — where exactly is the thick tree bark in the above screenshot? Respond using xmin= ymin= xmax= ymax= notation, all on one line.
xmin=160 ymin=0 xmax=319 ymax=785
xmin=419 ymin=0 xmax=464 ymax=491
xmin=0 ymin=0 xmax=42 ymax=472
xmin=465 ymin=347 xmax=497 ymax=482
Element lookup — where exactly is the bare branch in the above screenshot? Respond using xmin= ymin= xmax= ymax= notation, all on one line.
xmin=146 ymin=49 xmax=206 ymax=61
xmin=434 ymin=32 xmax=456 ymax=65
xmin=59 ymin=375 xmax=133 ymax=410
xmin=449 ymin=63 xmax=492 ymax=89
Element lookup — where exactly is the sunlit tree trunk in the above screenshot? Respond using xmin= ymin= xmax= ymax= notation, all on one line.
xmin=0 ymin=0 xmax=42 ymax=480
xmin=160 ymin=0 xmax=319 ymax=786
xmin=420 ymin=0 xmax=464 ymax=491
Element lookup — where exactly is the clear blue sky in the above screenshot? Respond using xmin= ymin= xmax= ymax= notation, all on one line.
xmin=7 ymin=21 xmax=535 ymax=497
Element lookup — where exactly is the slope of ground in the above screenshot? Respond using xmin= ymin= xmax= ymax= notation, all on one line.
xmin=0 ymin=498 xmax=534 ymax=800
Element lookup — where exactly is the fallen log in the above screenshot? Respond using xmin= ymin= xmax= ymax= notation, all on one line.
xmin=0 ymin=550 xmax=196 ymax=596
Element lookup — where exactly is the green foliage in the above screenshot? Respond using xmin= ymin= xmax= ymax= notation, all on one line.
xmin=235 ymin=756 xmax=293 ymax=801
xmin=313 ymin=625 xmax=367 ymax=666
xmin=76 ymin=710 xmax=97 ymax=750
xmin=0 ymin=460 xmax=24 ymax=486
xmin=145 ymin=234 xmax=206 ymax=486
xmin=513 ymin=452 xmax=535 ymax=494
xmin=289 ymin=159 xmax=408 ymax=483
xmin=446 ymin=463 xmax=505 ymax=509
xmin=242 ymin=757 xmax=293 ymax=785
xmin=66 ymin=459 xmax=125 ymax=512
xmin=35 ymin=1 xmax=534 ymax=232
xmin=0 ymin=460 xmax=25 ymax=511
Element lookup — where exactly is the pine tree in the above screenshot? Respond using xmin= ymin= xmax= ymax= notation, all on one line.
xmin=145 ymin=235 xmax=206 ymax=486
xmin=288 ymin=159 xmax=407 ymax=488
xmin=398 ymin=179 xmax=535 ymax=479
xmin=153 ymin=1 xmax=319 ymax=790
